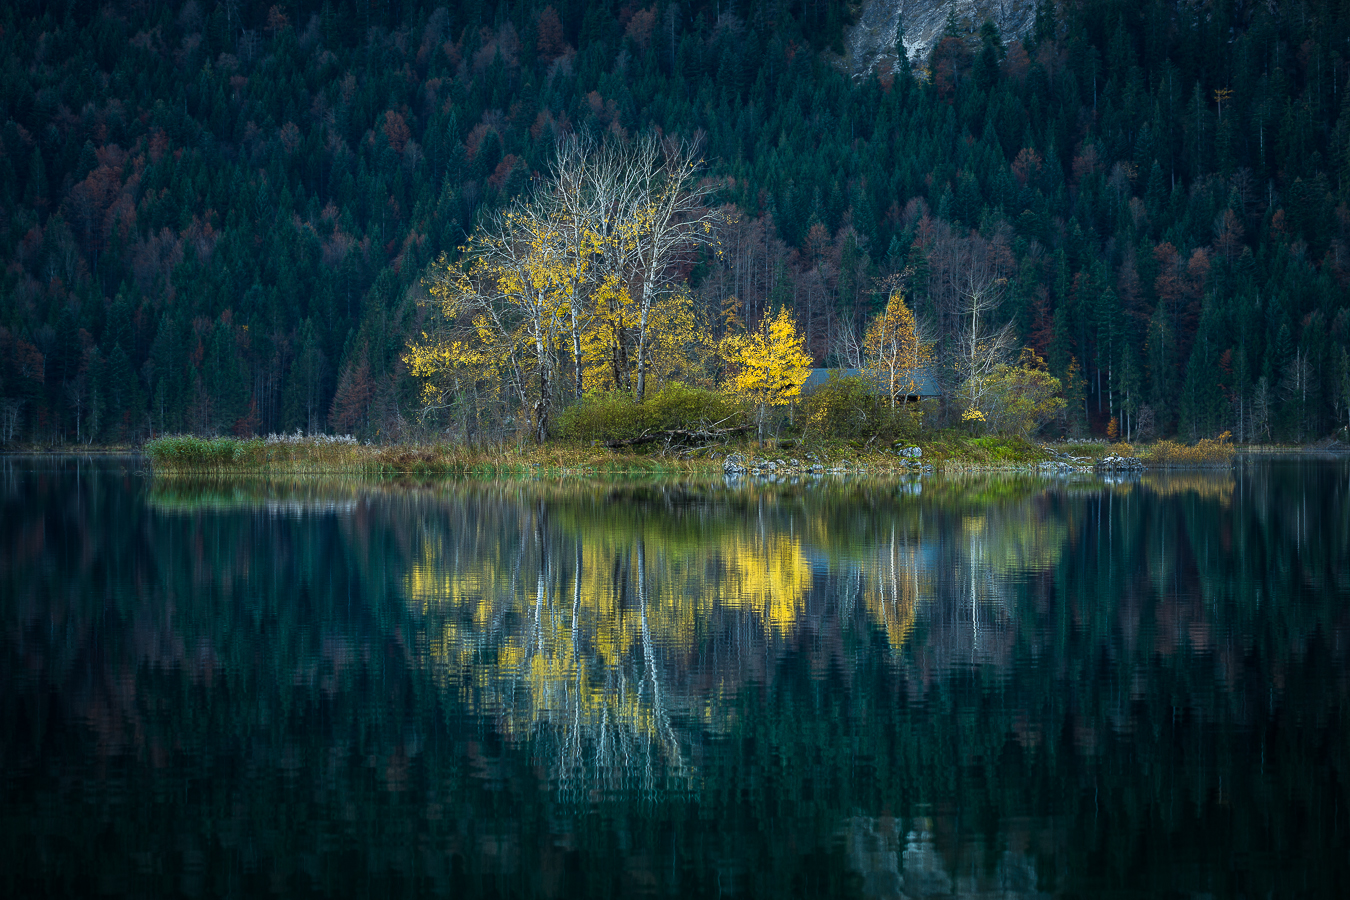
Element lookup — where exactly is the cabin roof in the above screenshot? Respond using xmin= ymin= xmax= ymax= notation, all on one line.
xmin=801 ymin=367 xmax=941 ymax=397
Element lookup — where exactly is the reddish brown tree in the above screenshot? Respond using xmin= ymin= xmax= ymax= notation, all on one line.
xmin=382 ymin=111 xmax=411 ymax=154
xmin=330 ymin=353 xmax=373 ymax=435
xmin=535 ymin=6 xmax=566 ymax=62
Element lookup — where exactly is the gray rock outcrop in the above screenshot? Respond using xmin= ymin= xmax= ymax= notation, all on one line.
xmin=1095 ymin=455 xmax=1144 ymax=473
xmin=844 ymin=0 xmax=1038 ymax=77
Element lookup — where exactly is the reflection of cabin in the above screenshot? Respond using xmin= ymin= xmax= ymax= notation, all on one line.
xmin=800 ymin=368 xmax=942 ymax=403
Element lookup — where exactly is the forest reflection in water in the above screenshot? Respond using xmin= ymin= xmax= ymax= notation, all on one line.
xmin=2 ymin=458 xmax=1347 ymax=897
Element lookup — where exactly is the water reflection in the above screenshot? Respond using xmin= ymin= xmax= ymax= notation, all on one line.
xmin=392 ymin=475 xmax=1077 ymax=795
xmin=2 ymin=459 xmax=1348 ymax=896
xmin=843 ymin=816 xmax=1062 ymax=900
xmin=399 ymin=481 xmax=917 ymax=798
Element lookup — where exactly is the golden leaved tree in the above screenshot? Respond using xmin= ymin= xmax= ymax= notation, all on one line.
xmin=407 ymin=202 xmax=571 ymax=444
xmin=720 ymin=306 xmax=813 ymax=444
xmin=863 ymin=291 xmax=932 ymax=407
xmin=628 ymin=286 xmax=718 ymax=392
xmin=407 ymin=136 xmax=718 ymax=443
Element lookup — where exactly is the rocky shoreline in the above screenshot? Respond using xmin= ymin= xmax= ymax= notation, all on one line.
xmin=716 ymin=446 xmax=1175 ymax=482
xmin=722 ymin=446 xmax=935 ymax=478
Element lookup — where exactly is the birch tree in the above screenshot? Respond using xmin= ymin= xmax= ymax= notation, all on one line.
xmin=623 ymin=137 xmax=720 ymax=400
xmin=540 ymin=135 xmax=718 ymax=400
xmin=951 ymin=254 xmax=1017 ymax=428
xmin=408 ymin=136 xmax=721 ymax=440
xmin=409 ymin=201 xmax=568 ymax=444
xmin=544 ymin=136 xmax=651 ymax=399
xmin=544 ymin=135 xmax=607 ymax=402
xmin=863 ymin=291 xmax=932 ymax=407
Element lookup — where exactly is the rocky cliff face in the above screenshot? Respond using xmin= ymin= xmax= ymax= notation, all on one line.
xmin=844 ymin=0 xmax=1038 ymax=76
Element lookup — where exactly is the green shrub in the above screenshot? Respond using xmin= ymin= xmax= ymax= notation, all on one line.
xmin=965 ymin=435 xmax=1041 ymax=462
xmin=799 ymin=375 xmax=923 ymax=441
xmin=974 ymin=349 xmax=1066 ymax=438
xmin=558 ymin=391 xmax=646 ymax=442
xmin=558 ymin=383 xmax=743 ymax=445
xmin=643 ymin=382 xmax=741 ymax=432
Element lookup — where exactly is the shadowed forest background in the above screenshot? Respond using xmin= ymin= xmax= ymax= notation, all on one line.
xmin=3 ymin=0 xmax=1350 ymax=446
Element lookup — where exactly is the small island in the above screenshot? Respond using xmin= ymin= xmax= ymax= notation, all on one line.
xmin=140 ymin=427 xmax=1245 ymax=477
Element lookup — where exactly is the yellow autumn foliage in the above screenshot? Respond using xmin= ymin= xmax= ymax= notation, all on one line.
xmin=720 ymin=306 xmax=812 ymax=442
xmin=863 ymin=291 xmax=932 ymax=407
xmin=407 ymin=138 xmax=720 ymax=440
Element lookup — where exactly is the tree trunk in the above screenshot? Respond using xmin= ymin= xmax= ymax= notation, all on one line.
xmin=535 ymin=341 xmax=549 ymax=444
xmin=571 ymin=306 xmax=584 ymax=401
xmin=635 ymin=268 xmax=656 ymax=401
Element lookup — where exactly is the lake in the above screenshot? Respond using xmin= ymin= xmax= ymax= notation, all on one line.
xmin=2 ymin=456 xmax=1347 ymax=898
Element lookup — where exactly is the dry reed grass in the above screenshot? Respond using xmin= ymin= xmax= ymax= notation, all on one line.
xmin=144 ymin=435 xmax=711 ymax=476
xmin=1138 ymin=434 xmax=1237 ymax=466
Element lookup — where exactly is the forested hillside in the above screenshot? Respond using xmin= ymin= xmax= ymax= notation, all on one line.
xmin=2 ymin=0 xmax=1349 ymax=446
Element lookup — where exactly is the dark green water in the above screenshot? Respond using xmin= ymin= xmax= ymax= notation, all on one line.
xmin=2 ymin=457 xmax=1348 ymax=898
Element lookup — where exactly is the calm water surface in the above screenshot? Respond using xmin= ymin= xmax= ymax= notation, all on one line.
xmin=2 ymin=456 xmax=1348 ymax=898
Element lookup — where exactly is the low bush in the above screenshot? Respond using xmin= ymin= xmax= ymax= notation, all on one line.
xmin=558 ymin=383 xmax=744 ymax=445
xmin=644 ymin=382 xmax=741 ymax=432
xmin=906 ymin=430 xmax=1042 ymax=465
xmin=557 ymin=392 xmax=645 ymax=442
xmin=799 ymin=375 xmax=924 ymax=441
xmin=965 ymin=435 xmax=1043 ymax=462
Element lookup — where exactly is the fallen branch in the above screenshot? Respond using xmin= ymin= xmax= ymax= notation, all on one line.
xmin=605 ymin=423 xmax=753 ymax=449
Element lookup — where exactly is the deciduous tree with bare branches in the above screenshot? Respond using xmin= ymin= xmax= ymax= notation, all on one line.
xmin=408 ymin=137 xmax=720 ymax=441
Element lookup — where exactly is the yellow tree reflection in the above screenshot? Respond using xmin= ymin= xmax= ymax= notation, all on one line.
xmin=404 ymin=517 xmax=817 ymax=792
xmin=397 ymin=478 xmax=1078 ymax=788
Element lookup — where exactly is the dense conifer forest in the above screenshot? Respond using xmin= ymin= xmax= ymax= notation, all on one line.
xmin=2 ymin=0 xmax=1349 ymax=446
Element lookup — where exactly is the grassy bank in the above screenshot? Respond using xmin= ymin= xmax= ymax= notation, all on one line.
xmin=1034 ymin=437 xmax=1238 ymax=467
xmin=140 ymin=432 xmax=1252 ymax=477
xmin=143 ymin=434 xmax=713 ymax=476
xmin=145 ymin=432 xmax=1067 ymax=476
